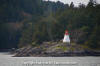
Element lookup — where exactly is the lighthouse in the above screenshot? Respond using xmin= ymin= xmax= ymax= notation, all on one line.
xmin=63 ymin=30 xmax=70 ymax=43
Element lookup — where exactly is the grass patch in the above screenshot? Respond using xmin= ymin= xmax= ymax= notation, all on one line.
xmin=56 ymin=46 xmax=68 ymax=51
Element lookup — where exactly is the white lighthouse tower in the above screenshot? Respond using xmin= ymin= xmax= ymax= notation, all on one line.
xmin=63 ymin=30 xmax=70 ymax=43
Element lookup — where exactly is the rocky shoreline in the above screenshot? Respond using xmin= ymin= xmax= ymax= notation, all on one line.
xmin=13 ymin=42 xmax=100 ymax=57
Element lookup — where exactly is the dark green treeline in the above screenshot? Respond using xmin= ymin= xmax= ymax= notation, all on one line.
xmin=0 ymin=0 xmax=100 ymax=49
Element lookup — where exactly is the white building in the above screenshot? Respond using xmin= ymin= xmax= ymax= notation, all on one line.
xmin=63 ymin=30 xmax=70 ymax=43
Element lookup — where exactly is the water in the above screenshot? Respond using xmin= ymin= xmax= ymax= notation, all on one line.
xmin=0 ymin=52 xmax=100 ymax=66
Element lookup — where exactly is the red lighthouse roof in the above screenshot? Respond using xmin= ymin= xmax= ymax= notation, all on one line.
xmin=65 ymin=30 xmax=69 ymax=35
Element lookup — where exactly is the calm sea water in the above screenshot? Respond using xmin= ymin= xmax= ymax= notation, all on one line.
xmin=0 ymin=52 xmax=100 ymax=66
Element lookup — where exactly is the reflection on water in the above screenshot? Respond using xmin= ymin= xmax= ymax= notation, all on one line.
xmin=0 ymin=52 xmax=100 ymax=66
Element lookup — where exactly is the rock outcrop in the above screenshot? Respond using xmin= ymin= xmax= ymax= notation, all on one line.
xmin=14 ymin=42 xmax=100 ymax=57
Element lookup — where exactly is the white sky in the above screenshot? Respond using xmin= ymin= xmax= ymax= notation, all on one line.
xmin=45 ymin=0 xmax=100 ymax=6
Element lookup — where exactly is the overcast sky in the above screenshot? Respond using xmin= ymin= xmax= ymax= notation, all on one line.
xmin=45 ymin=0 xmax=100 ymax=6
